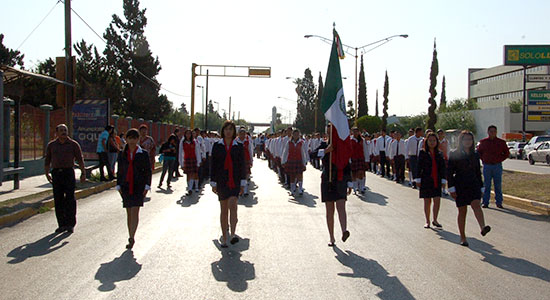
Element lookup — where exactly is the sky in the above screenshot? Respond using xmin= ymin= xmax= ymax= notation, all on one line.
xmin=2 ymin=0 xmax=550 ymax=126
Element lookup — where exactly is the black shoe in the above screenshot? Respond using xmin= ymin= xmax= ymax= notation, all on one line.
xmin=342 ymin=230 xmax=350 ymax=242
xmin=481 ymin=225 xmax=491 ymax=236
xmin=230 ymin=236 xmax=239 ymax=245
xmin=432 ymin=221 xmax=443 ymax=228
xmin=328 ymin=242 xmax=336 ymax=247
xmin=496 ymin=204 xmax=504 ymax=209
xmin=100 ymin=177 xmax=108 ymax=182
xmin=460 ymin=241 xmax=469 ymax=247
xmin=482 ymin=204 xmax=489 ymax=208
xmin=126 ymin=238 xmax=135 ymax=249
xmin=66 ymin=227 xmax=74 ymax=234
xmin=55 ymin=227 xmax=65 ymax=234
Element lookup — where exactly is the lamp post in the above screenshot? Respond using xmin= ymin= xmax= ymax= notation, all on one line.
xmin=197 ymin=85 xmax=205 ymax=129
xmin=305 ymin=33 xmax=408 ymax=125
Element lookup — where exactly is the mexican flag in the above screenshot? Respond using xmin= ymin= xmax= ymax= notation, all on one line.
xmin=321 ymin=29 xmax=351 ymax=181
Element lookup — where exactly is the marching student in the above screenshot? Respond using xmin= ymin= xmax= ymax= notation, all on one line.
xmin=158 ymin=135 xmax=178 ymax=189
xmin=116 ymin=128 xmax=152 ymax=249
xmin=179 ymin=129 xmax=201 ymax=195
xmin=350 ymin=127 xmax=367 ymax=194
xmin=281 ymin=129 xmax=308 ymax=196
xmin=236 ymin=128 xmax=254 ymax=196
xmin=405 ymin=128 xmax=414 ymax=186
xmin=376 ymin=129 xmax=391 ymax=178
xmin=319 ymin=124 xmax=352 ymax=247
xmin=406 ymin=127 xmax=424 ymax=189
xmin=138 ymin=125 xmax=156 ymax=172
xmin=415 ymin=132 xmax=446 ymax=229
xmin=193 ymin=128 xmax=206 ymax=186
xmin=447 ymin=130 xmax=491 ymax=247
xmin=371 ymin=133 xmax=379 ymax=174
xmin=211 ymin=121 xmax=247 ymax=248
xmin=364 ymin=134 xmax=373 ymax=173
xmin=389 ymin=131 xmax=407 ymax=184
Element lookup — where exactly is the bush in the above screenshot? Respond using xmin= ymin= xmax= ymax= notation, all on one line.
xmin=436 ymin=111 xmax=476 ymax=134
xmin=357 ymin=115 xmax=382 ymax=134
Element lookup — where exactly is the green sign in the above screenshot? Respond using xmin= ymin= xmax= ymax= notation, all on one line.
xmin=504 ymin=45 xmax=550 ymax=66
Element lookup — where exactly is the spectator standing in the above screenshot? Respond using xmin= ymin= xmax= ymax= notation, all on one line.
xmin=477 ymin=125 xmax=510 ymax=208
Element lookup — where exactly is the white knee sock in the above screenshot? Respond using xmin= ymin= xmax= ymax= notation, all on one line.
xmin=362 ymin=178 xmax=366 ymax=190
xmin=187 ymin=180 xmax=192 ymax=191
xmin=290 ymin=182 xmax=296 ymax=193
xmin=298 ymin=181 xmax=303 ymax=192
xmin=244 ymin=184 xmax=249 ymax=194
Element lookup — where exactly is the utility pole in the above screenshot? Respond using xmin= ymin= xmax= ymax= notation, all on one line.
xmin=64 ymin=0 xmax=74 ymax=136
xmin=229 ymin=96 xmax=232 ymax=121
xmin=190 ymin=63 xmax=197 ymax=128
xmin=205 ymin=70 xmax=209 ymax=130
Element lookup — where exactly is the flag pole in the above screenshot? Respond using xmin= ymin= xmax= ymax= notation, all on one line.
xmin=329 ymin=123 xmax=333 ymax=183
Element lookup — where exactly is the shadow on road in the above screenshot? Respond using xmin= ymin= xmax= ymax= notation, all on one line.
xmin=7 ymin=232 xmax=70 ymax=264
xmin=239 ymin=192 xmax=259 ymax=207
xmin=156 ymin=187 xmax=174 ymax=195
xmin=288 ymin=191 xmax=318 ymax=208
xmin=211 ymin=238 xmax=255 ymax=292
xmin=95 ymin=250 xmax=142 ymax=292
xmin=333 ymin=246 xmax=415 ymax=300
xmin=177 ymin=192 xmax=200 ymax=207
xmin=357 ymin=190 xmax=388 ymax=206
xmin=494 ymin=207 xmax=550 ymax=222
xmin=436 ymin=230 xmax=550 ymax=282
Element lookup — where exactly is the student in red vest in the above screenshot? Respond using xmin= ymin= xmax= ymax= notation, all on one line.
xmin=415 ymin=132 xmax=446 ymax=229
xmin=282 ymin=129 xmax=308 ymax=196
xmin=116 ymin=128 xmax=152 ymax=249
xmin=179 ymin=129 xmax=201 ymax=195
xmin=236 ymin=127 xmax=254 ymax=196
xmin=350 ymin=127 xmax=367 ymax=194
xmin=211 ymin=121 xmax=247 ymax=248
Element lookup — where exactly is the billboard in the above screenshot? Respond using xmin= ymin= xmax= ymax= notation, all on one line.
xmin=504 ymin=45 xmax=550 ymax=66
xmin=527 ymin=90 xmax=550 ymax=122
xmin=72 ymin=99 xmax=109 ymax=159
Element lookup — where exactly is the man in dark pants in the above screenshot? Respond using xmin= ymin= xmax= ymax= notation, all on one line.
xmin=172 ymin=128 xmax=182 ymax=178
xmin=376 ymin=129 xmax=391 ymax=178
xmin=97 ymin=125 xmax=114 ymax=181
xmin=390 ymin=131 xmax=406 ymax=183
xmin=406 ymin=127 xmax=424 ymax=189
xmin=45 ymin=124 xmax=86 ymax=234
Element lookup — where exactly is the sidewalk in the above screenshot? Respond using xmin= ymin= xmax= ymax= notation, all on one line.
xmin=0 ymin=170 xmax=80 ymax=204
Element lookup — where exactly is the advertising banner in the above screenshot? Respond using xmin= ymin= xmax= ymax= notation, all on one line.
xmin=72 ymin=99 xmax=109 ymax=159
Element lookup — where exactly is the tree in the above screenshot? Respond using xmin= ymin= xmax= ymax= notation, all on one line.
xmin=103 ymin=0 xmax=169 ymax=122
xmin=294 ymin=68 xmax=317 ymax=133
xmin=509 ymin=99 xmax=522 ymax=113
xmin=20 ymin=58 xmax=56 ymax=107
xmin=439 ymin=75 xmax=447 ymax=112
xmin=0 ymin=34 xmax=24 ymax=67
xmin=375 ymin=89 xmax=379 ymax=117
xmin=445 ymin=98 xmax=479 ymax=112
xmin=427 ymin=39 xmax=439 ymax=130
xmin=315 ymin=72 xmax=325 ymax=132
xmin=382 ymin=71 xmax=389 ymax=130
xmin=346 ymin=100 xmax=355 ymax=120
xmin=400 ymin=114 xmax=428 ymax=131
xmin=436 ymin=111 xmax=476 ymax=134
xmin=356 ymin=115 xmax=382 ymax=134
xmin=357 ymin=55 xmax=368 ymax=118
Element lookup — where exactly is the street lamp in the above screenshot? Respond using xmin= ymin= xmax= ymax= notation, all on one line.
xmin=305 ymin=33 xmax=408 ymax=125
xmin=196 ymin=85 xmax=205 ymax=129
xmin=212 ymin=100 xmax=220 ymax=113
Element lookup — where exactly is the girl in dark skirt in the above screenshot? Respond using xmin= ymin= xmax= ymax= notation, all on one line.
xmin=179 ymin=130 xmax=201 ymax=195
xmin=116 ymin=128 xmax=152 ymax=249
xmin=282 ymin=129 xmax=308 ymax=196
xmin=415 ymin=132 xmax=446 ymax=229
xmin=211 ymin=121 xmax=246 ymax=248
xmin=158 ymin=135 xmax=178 ymax=189
xmin=236 ymin=128 xmax=254 ymax=196
xmin=319 ymin=124 xmax=352 ymax=247
xmin=447 ymin=131 xmax=491 ymax=247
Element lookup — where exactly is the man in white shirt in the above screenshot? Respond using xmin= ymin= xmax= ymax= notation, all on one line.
xmin=405 ymin=127 xmax=424 ymax=189
xmin=376 ymin=129 xmax=391 ymax=178
xmin=389 ymin=131 xmax=407 ymax=183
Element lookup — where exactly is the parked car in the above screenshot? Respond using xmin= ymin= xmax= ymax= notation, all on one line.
xmin=527 ymin=141 xmax=550 ymax=165
xmin=509 ymin=142 xmax=527 ymax=159
xmin=522 ymin=135 xmax=550 ymax=160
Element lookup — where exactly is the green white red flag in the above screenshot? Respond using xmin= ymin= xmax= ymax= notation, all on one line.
xmin=321 ymin=29 xmax=351 ymax=181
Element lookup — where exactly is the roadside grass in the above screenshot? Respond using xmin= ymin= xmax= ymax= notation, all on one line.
xmin=502 ymin=170 xmax=550 ymax=203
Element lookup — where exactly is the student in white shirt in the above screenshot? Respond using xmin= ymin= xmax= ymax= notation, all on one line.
xmin=405 ymin=127 xmax=425 ymax=189
xmin=376 ymin=129 xmax=391 ymax=178
xmin=389 ymin=131 xmax=407 ymax=183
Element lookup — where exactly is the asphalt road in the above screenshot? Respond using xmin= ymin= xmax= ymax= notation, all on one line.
xmin=1 ymin=160 xmax=549 ymax=299
xmin=502 ymin=158 xmax=550 ymax=174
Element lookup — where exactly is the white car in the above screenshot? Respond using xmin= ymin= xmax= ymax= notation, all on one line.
xmin=527 ymin=141 xmax=550 ymax=165
xmin=522 ymin=135 xmax=550 ymax=160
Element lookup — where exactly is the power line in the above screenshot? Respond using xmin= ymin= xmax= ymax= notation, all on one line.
xmin=69 ymin=5 xmax=189 ymax=98
xmin=16 ymin=0 xmax=62 ymax=51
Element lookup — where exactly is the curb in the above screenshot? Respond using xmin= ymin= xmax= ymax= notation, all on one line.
xmin=0 ymin=166 xmax=162 ymax=228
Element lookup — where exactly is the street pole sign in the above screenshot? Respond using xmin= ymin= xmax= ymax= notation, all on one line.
xmin=527 ymin=74 xmax=550 ymax=82
xmin=527 ymin=90 xmax=550 ymax=122
xmin=504 ymin=45 xmax=550 ymax=66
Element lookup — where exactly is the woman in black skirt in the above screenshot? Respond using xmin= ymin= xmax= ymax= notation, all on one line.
xmin=319 ymin=124 xmax=352 ymax=247
xmin=447 ymin=130 xmax=491 ymax=247
xmin=415 ymin=132 xmax=446 ymax=229
xmin=211 ymin=121 xmax=246 ymax=248
xmin=117 ymin=128 xmax=152 ymax=249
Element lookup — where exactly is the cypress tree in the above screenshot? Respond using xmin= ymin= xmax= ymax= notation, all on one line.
xmin=357 ymin=55 xmax=368 ymax=117
xmin=375 ymin=89 xmax=379 ymax=117
xmin=427 ymin=39 xmax=439 ymax=130
xmin=382 ymin=71 xmax=389 ymax=130
xmin=315 ymin=72 xmax=326 ymax=132
xmin=440 ymin=75 xmax=447 ymax=112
